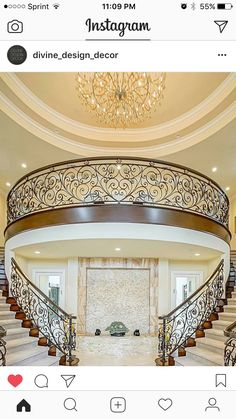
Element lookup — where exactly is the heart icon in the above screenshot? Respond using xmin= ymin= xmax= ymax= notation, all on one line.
xmin=8 ymin=374 xmax=23 ymax=388
xmin=158 ymin=398 xmax=173 ymax=411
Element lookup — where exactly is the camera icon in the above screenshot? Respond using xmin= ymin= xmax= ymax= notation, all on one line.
xmin=181 ymin=3 xmax=188 ymax=9
xmin=7 ymin=20 xmax=23 ymax=33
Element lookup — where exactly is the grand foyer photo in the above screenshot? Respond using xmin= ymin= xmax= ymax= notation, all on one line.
xmin=0 ymin=72 xmax=236 ymax=367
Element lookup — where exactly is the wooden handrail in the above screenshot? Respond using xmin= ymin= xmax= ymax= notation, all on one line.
xmin=224 ymin=320 xmax=236 ymax=338
xmin=0 ymin=326 xmax=6 ymax=338
xmin=11 ymin=258 xmax=76 ymax=319
xmin=159 ymin=259 xmax=224 ymax=320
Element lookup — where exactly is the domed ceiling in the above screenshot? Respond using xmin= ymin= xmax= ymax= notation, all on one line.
xmin=16 ymin=72 xmax=228 ymax=128
xmin=0 ymin=72 xmax=236 ymax=196
xmin=0 ymin=72 xmax=235 ymax=157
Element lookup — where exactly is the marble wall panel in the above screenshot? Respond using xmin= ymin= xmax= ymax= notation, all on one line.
xmin=77 ymin=258 xmax=158 ymax=335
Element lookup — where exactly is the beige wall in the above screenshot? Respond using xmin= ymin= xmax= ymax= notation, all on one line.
xmin=0 ymin=190 xmax=7 ymax=246
xmin=229 ymin=196 xmax=236 ymax=249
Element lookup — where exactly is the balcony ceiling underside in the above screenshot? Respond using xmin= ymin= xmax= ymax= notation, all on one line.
xmin=0 ymin=72 xmax=236 ymax=198
xmin=14 ymin=238 xmax=222 ymax=261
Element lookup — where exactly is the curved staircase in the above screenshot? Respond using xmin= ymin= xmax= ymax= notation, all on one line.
xmin=176 ymin=287 xmax=236 ymax=366
xmin=0 ymin=256 xmax=78 ymax=366
xmin=176 ymin=261 xmax=236 ymax=366
xmin=0 ymin=290 xmax=59 ymax=366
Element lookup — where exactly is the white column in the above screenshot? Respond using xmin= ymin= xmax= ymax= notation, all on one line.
xmin=66 ymin=258 xmax=78 ymax=316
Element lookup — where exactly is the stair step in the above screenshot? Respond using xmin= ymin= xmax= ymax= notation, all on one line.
xmin=5 ymin=328 xmax=30 ymax=342
xmin=0 ymin=311 xmax=16 ymax=319
xmin=185 ymin=347 xmax=223 ymax=366
xmin=219 ymin=312 xmax=236 ymax=322
xmin=224 ymin=304 xmax=236 ymax=318
xmin=6 ymin=346 xmax=51 ymax=366
xmin=195 ymin=338 xmax=225 ymax=355
xmin=176 ymin=355 xmax=211 ymax=367
xmin=6 ymin=336 xmax=38 ymax=354
xmin=0 ymin=318 xmax=23 ymax=329
xmin=224 ymin=305 xmax=236 ymax=313
xmin=29 ymin=357 xmax=59 ymax=366
xmin=212 ymin=320 xmax=232 ymax=330
xmin=0 ymin=304 xmax=10 ymax=311
xmin=204 ymin=328 xmax=227 ymax=342
xmin=227 ymin=299 xmax=236 ymax=305
xmin=0 ymin=297 xmax=6 ymax=303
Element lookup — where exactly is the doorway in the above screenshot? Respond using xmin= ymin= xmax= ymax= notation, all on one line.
xmin=33 ymin=270 xmax=65 ymax=309
xmin=171 ymin=271 xmax=203 ymax=309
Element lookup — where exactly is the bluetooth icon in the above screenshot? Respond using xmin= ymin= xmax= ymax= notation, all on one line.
xmin=191 ymin=2 xmax=196 ymax=10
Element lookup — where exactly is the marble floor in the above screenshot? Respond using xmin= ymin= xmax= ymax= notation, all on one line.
xmin=76 ymin=335 xmax=158 ymax=366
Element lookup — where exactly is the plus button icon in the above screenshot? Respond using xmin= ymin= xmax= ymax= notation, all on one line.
xmin=110 ymin=397 xmax=126 ymax=413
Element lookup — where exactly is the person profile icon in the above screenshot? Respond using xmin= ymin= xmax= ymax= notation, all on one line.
xmin=205 ymin=398 xmax=220 ymax=412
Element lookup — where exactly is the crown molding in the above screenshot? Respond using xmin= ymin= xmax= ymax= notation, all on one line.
xmin=0 ymin=90 xmax=235 ymax=158
xmin=1 ymin=72 xmax=236 ymax=143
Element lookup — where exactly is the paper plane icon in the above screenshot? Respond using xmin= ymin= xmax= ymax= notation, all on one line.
xmin=61 ymin=375 xmax=76 ymax=388
xmin=214 ymin=20 xmax=228 ymax=33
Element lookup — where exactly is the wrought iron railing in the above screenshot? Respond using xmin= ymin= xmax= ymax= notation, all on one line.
xmin=7 ymin=157 xmax=229 ymax=228
xmin=11 ymin=258 xmax=77 ymax=365
xmin=158 ymin=260 xmax=224 ymax=365
xmin=0 ymin=326 xmax=6 ymax=366
xmin=224 ymin=321 xmax=236 ymax=366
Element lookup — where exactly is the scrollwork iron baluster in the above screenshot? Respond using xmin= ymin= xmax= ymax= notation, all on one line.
xmin=0 ymin=326 xmax=6 ymax=366
xmin=224 ymin=321 xmax=236 ymax=366
xmin=157 ymin=260 xmax=224 ymax=365
xmin=10 ymin=258 xmax=78 ymax=365
xmin=7 ymin=158 xmax=229 ymax=228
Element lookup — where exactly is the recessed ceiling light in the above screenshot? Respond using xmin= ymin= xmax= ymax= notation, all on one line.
xmin=6 ymin=182 xmax=11 ymax=187
xmin=21 ymin=163 xmax=27 ymax=169
xmin=34 ymin=251 xmax=41 ymax=255
xmin=225 ymin=186 xmax=230 ymax=191
xmin=194 ymin=253 xmax=201 ymax=257
xmin=212 ymin=167 xmax=218 ymax=173
xmin=115 ymin=247 xmax=121 ymax=251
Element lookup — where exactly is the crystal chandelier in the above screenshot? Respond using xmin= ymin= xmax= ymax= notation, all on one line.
xmin=76 ymin=72 xmax=166 ymax=128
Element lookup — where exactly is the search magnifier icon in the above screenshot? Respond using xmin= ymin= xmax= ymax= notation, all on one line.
xmin=64 ymin=398 xmax=77 ymax=411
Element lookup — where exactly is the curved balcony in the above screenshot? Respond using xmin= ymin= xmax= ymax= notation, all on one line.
xmin=5 ymin=157 xmax=230 ymax=243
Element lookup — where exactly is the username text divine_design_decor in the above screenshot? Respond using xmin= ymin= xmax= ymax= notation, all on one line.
xmin=85 ymin=18 xmax=151 ymax=38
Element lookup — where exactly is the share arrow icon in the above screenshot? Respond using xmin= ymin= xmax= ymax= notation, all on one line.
xmin=214 ymin=20 xmax=228 ymax=33
xmin=61 ymin=375 xmax=76 ymax=388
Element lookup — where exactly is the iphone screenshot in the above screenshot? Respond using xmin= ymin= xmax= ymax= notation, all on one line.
xmin=0 ymin=0 xmax=236 ymax=417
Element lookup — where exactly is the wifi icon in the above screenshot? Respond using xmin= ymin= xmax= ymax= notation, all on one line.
xmin=53 ymin=3 xmax=60 ymax=9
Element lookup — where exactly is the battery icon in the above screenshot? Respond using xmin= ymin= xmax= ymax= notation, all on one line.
xmin=217 ymin=3 xmax=233 ymax=9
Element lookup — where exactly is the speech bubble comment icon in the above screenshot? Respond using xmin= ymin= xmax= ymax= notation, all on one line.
xmin=34 ymin=374 xmax=49 ymax=388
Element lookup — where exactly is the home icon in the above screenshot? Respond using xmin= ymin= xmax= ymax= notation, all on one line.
xmin=16 ymin=399 xmax=31 ymax=412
